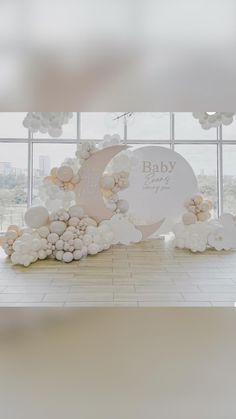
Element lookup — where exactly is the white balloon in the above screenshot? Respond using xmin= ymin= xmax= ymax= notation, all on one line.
xmin=63 ymin=252 xmax=73 ymax=263
xmin=61 ymin=231 xmax=74 ymax=242
xmin=25 ymin=206 xmax=49 ymax=229
xmin=73 ymin=250 xmax=82 ymax=260
xmin=83 ymin=234 xmax=92 ymax=245
xmin=49 ymin=221 xmax=67 ymax=235
xmin=21 ymin=233 xmax=33 ymax=243
xmin=68 ymin=217 xmax=79 ymax=227
xmin=32 ymin=239 xmax=42 ymax=251
xmin=48 ymin=233 xmax=59 ymax=244
xmin=81 ymin=246 xmax=88 ymax=256
xmin=38 ymin=226 xmax=50 ymax=238
xmin=56 ymin=250 xmax=64 ymax=261
xmin=55 ymin=239 xmax=64 ymax=250
xmin=74 ymin=238 xmax=83 ymax=250
xmin=38 ymin=249 xmax=47 ymax=259
xmin=88 ymin=243 xmax=99 ymax=255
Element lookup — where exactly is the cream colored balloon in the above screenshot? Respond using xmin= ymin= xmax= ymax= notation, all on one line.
xmin=57 ymin=166 xmax=73 ymax=182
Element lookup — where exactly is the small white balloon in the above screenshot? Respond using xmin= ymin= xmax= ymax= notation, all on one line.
xmin=48 ymin=233 xmax=59 ymax=244
xmin=38 ymin=226 xmax=50 ymax=238
xmin=73 ymin=250 xmax=83 ymax=260
xmin=63 ymin=252 xmax=73 ymax=263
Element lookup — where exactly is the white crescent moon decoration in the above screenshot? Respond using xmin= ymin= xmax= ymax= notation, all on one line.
xmin=75 ymin=145 xmax=165 ymax=240
xmin=0 ymin=138 xmax=201 ymax=267
xmin=75 ymin=145 xmax=127 ymax=223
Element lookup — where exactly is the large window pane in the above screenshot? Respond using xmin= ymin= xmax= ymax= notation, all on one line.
xmin=0 ymin=143 xmax=28 ymax=232
xmin=175 ymin=112 xmax=217 ymax=140
xmin=0 ymin=113 xmax=27 ymax=138
xmin=223 ymin=145 xmax=236 ymax=213
xmin=32 ymin=113 xmax=77 ymax=140
xmin=127 ymin=112 xmax=170 ymax=140
xmin=81 ymin=113 xmax=124 ymax=139
xmin=33 ymin=143 xmax=76 ymax=204
xmin=175 ymin=145 xmax=217 ymax=215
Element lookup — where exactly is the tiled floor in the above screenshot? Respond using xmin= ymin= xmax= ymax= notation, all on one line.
xmin=0 ymin=236 xmax=236 ymax=307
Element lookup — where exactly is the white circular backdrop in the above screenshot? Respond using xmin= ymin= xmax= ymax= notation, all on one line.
xmin=120 ymin=146 xmax=198 ymax=224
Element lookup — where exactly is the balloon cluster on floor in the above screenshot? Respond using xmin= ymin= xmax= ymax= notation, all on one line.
xmin=173 ymin=194 xmax=236 ymax=252
xmin=5 ymin=205 xmax=114 ymax=267
xmin=0 ymin=134 xmax=138 ymax=267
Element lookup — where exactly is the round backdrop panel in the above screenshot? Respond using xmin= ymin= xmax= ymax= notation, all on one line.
xmin=120 ymin=146 xmax=198 ymax=224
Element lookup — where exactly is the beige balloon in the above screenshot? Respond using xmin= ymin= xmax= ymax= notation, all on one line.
xmin=75 ymin=145 xmax=165 ymax=240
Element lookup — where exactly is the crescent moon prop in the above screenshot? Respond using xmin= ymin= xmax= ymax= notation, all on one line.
xmin=75 ymin=145 xmax=128 ymax=223
xmin=75 ymin=145 xmax=165 ymax=240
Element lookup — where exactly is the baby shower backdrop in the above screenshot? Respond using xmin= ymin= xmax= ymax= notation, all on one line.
xmin=1 ymin=112 xmax=236 ymax=268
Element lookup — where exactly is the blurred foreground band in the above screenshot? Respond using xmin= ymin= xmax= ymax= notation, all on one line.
xmin=0 ymin=0 xmax=236 ymax=110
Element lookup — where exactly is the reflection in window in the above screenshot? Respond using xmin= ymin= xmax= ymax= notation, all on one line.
xmin=175 ymin=145 xmax=217 ymax=215
xmin=81 ymin=113 xmax=124 ymax=139
xmin=175 ymin=112 xmax=217 ymax=140
xmin=128 ymin=112 xmax=170 ymax=140
xmin=0 ymin=143 xmax=28 ymax=231
xmin=223 ymin=146 xmax=236 ymax=213
xmin=33 ymin=143 xmax=76 ymax=205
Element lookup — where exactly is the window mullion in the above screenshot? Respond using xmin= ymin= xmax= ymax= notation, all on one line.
xmin=76 ymin=112 xmax=81 ymax=149
xmin=27 ymin=130 xmax=33 ymax=208
xmin=170 ymin=112 xmax=175 ymax=150
xmin=217 ymin=125 xmax=223 ymax=217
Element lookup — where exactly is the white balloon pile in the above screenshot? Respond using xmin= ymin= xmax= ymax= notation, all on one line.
xmin=23 ymin=112 xmax=73 ymax=137
xmin=3 ymin=205 xmax=114 ymax=267
xmin=173 ymin=210 xmax=236 ymax=253
xmin=192 ymin=112 xmax=235 ymax=130
xmin=173 ymin=221 xmax=218 ymax=253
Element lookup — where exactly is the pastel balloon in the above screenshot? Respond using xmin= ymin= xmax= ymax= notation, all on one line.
xmin=57 ymin=166 xmax=74 ymax=182
xmin=25 ymin=206 xmax=49 ymax=229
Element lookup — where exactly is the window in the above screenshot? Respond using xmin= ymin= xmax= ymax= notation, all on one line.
xmin=0 ymin=143 xmax=28 ymax=231
xmin=223 ymin=145 xmax=236 ymax=213
xmin=0 ymin=112 xmax=235 ymax=232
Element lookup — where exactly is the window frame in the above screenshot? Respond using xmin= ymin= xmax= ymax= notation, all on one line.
xmin=0 ymin=112 xmax=235 ymax=225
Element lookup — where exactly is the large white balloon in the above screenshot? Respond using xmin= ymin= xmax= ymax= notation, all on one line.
xmin=25 ymin=206 xmax=49 ymax=229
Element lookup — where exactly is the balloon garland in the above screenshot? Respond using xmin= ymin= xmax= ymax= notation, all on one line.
xmin=1 ymin=134 xmax=236 ymax=267
xmin=192 ymin=112 xmax=235 ymax=130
